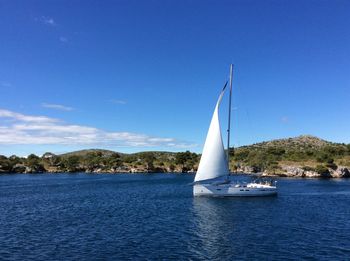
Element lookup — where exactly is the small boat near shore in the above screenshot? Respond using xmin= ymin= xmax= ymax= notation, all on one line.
xmin=193 ymin=65 xmax=277 ymax=197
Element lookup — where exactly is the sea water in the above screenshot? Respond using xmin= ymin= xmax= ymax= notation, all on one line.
xmin=1 ymin=173 xmax=350 ymax=260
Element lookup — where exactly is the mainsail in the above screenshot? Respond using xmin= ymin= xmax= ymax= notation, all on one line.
xmin=194 ymin=85 xmax=229 ymax=182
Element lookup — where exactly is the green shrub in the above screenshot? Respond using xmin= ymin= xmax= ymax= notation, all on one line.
xmin=315 ymin=165 xmax=329 ymax=175
xmin=302 ymin=166 xmax=315 ymax=171
xmin=326 ymin=162 xmax=337 ymax=170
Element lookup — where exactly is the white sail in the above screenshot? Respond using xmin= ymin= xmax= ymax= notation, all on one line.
xmin=194 ymin=88 xmax=229 ymax=182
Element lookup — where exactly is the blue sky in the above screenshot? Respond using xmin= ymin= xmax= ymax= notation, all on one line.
xmin=0 ymin=0 xmax=349 ymax=156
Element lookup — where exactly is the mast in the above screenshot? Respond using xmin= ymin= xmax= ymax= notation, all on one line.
xmin=226 ymin=64 xmax=233 ymax=172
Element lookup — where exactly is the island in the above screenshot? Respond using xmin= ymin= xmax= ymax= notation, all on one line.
xmin=0 ymin=135 xmax=349 ymax=178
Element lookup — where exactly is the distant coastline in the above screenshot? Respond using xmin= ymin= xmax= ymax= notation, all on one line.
xmin=1 ymin=135 xmax=350 ymax=178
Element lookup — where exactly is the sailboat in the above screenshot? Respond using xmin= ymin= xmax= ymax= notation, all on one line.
xmin=193 ymin=65 xmax=277 ymax=197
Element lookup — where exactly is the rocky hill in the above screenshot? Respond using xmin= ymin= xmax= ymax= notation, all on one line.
xmin=249 ymin=135 xmax=330 ymax=149
xmin=232 ymin=135 xmax=350 ymax=178
xmin=59 ymin=149 xmax=124 ymax=158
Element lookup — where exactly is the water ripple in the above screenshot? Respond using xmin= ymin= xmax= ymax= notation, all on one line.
xmin=0 ymin=174 xmax=350 ymax=260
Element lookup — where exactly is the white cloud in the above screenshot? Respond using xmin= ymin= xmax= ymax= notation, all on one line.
xmin=281 ymin=116 xmax=289 ymax=123
xmin=0 ymin=108 xmax=196 ymax=149
xmin=35 ymin=16 xmax=57 ymax=26
xmin=41 ymin=103 xmax=73 ymax=111
xmin=0 ymin=109 xmax=58 ymax=123
xmin=42 ymin=16 xmax=56 ymax=26
xmin=1 ymin=81 xmax=12 ymax=88
xmin=59 ymin=36 xmax=68 ymax=43
xmin=110 ymin=99 xmax=127 ymax=105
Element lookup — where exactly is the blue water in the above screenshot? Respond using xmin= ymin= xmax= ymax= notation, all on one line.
xmin=1 ymin=174 xmax=350 ymax=260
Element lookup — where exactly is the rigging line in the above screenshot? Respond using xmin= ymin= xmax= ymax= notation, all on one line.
xmin=227 ymin=64 xmax=233 ymax=178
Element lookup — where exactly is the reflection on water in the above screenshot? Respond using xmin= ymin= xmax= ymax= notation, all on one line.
xmin=191 ymin=198 xmax=236 ymax=259
xmin=190 ymin=196 xmax=292 ymax=260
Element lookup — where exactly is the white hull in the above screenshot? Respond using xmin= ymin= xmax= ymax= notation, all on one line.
xmin=193 ymin=182 xmax=277 ymax=197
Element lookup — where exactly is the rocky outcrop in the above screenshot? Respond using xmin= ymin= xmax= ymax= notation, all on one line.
xmin=0 ymin=162 xmax=11 ymax=173
xmin=0 ymin=166 xmax=9 ymax=173
xmin=330 ymin=166 xmax=350 ymax=178
xmin=24 ymin=165 xmax=45 ymax=173
xmin=12 ymin=164 xmax=26 ymax=173
xmin=236 ymin=166 xmax=261 ymax=173
xmin=262 ymin=166 xmax=323 ymax=178
xmin=282 ymin=166 xmax=331 ymax=178
xmin=260 ymin=165 xmax=349 ymax=178
xmin=82 ymin=166 xmax=172 ymax=174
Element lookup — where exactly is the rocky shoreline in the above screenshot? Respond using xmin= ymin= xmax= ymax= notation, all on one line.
xmin=2 ymin=165 xmax=350 ymax=178
xmin=235 ymin=165 xmax=350 ymax=178
xmin=0 ymin=163 xmax=193 ymax=175
xmin=261 ymin=166 xmax=350 ymax=178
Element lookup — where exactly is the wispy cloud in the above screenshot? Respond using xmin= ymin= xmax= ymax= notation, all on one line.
xmin=281 ymin=116 xmax=289 ymax=124
xmin=110 ymin=99 xmax=127 ymax=105
xmin=0 ymin=109 xmax=58 ymax=123
xmin=59 ymin=36 xmax=68 ymax=43
xmin=1 ymin=81 xmax=12 ymax=88
xmin=42 ymin=16 xmax=56 ymax=26
xmin=0 ymin=108 xmax=196 ymax=149
xmin=41 ymin=103 xmax=73 ymax=111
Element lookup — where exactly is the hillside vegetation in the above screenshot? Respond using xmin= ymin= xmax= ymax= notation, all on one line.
xmin=1 ymin=135 xmax=349 ymax=177
xmin=231 ymin=135 xmax=350 ymax=177
xmin=0 ymin=150 xmax=199 ymax=174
